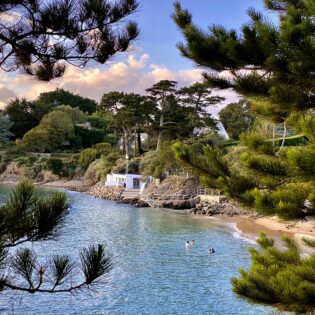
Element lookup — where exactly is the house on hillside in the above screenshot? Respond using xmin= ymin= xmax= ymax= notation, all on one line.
xmin=105 ymin=173 xmax=143 ymax=190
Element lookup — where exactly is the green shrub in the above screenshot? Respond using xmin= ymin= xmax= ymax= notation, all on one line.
xmin=14 ymin=156 xmax=30 ymax=166
xmin=95 ymin=142 xmax=111 ymax=155
xmin=78 ymin=148 xmax=98 ymax=170
xmin=84 ymin=159 xmax=105 ymax=184
xmin=287 ymin=145 xmax=315 ymax=178
xmin=246 ymin=188 xmax=274 ymax=214
xmin=62 ymin=161 xmax=78 ymax=178
xmin=46 ymin=158 xmax=63 ymax=176
xmin=101 ymin=151 xmax=120 ymax=174
xmin=140 ymin=143 xmax=180 ymax=178
xmin=112 ymin=157 xmax=140 ymax=174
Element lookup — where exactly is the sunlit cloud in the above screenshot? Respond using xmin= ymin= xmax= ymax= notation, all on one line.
xmin=0 ymin=51 xmax=240 ymax=112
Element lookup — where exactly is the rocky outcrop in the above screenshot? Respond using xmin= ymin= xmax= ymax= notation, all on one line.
xmin=88 ymin=183 xmax=124 ymax=201
xmin=153 ymin=196 xmax=200 ymax=210
xmin=140 ymin=176 xmax=200 ymax=209
xmin=143 ymin=176 xmax=199 ymax=197
xmin=190 ymin=201 xmax=252 ymax=217
xmin=0 ymin=162 xmax=26 ymax=183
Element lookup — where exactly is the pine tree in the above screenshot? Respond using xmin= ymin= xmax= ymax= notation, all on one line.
xmin=0 ymin=0 xmax=139 ymax=81
xmin=172 ymin=1 xmax=315 ymax=218
xmin=173 ymin=0 xmax=314 ymax=121
xmin=178 ymin=82 xmax=224 ymax=133
xmin=146 ymin=80 xmax=178 ymax=150
xmin=232 ymin=233 xmax=315 ymax=314
xmin=0 ymin=180 xmax=112 ymax=293
xmin=99 ymin=92 xmax=156 ymax=158
xmin=172 ymin=2 xmax=315 ymax=312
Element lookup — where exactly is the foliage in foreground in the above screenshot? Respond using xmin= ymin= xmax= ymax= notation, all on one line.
xmin=172 ymin=0 xmax=315 ymax=221
xmin=0 ymin=180 xmax=112 ymax=293
xmin=173 ymin=124 xmax=315 ymax=220
xmin=232 ymin=233 xmax=315 ymax=314
xmin=0 ymin=0 xmax=140 ymax=81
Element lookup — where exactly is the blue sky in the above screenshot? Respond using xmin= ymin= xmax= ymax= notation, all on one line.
xmin=132 ymin=0 xmax=267 ymax=71
xmin=0 ymin=1 xmax=273 ymax=107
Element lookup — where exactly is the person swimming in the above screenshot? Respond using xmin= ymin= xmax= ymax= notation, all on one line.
xmin=185 ymin=241 xmax=190 ymax=252
xmin=191 ymin=240 xmax=195 ymax=245
xmin=208 ymin=248 xmax=215 ymax=254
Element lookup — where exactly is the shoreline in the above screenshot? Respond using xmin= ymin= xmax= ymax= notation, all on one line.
xmin=191 ymin=213 xmax=315 ymax=254
xmin=1 ymin=179 xmax=314 ymax=252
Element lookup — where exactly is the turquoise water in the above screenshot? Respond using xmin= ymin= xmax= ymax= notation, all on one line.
xmin=0 ymin=185 xmax=275 ymax=315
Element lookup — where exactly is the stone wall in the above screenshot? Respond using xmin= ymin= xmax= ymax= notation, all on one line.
xmin=190 ymin=200 xmax=252 ymax=217
xmin=88 ymin=183 xmax=124 ymax=201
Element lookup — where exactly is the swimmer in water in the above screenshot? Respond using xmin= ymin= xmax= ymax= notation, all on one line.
xmin=191 ymin=240 xmax=195 ymax=245
xmin=208 ymin=248 xmax=215 ymax=254
xmin=185 ymin=241 xmax=190 ymax=252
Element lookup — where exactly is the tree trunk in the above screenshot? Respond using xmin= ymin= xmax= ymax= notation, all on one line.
xmin=123 ymin=128 xmax=130 ymax=159
xmin=156 ymin=113 xmax=164 ymax=151
xmin=137 ymin=129 xmax=142 ymax=155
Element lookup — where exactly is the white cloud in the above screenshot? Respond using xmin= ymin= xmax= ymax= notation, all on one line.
xmin=0 ymin=51 xmax=240 ymax=111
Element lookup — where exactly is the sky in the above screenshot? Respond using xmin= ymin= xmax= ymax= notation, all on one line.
xmin=0 ymin=0 xmax=271 ymax=111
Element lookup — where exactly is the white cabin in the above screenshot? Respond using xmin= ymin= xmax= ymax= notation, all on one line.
xmin=105 ymin=173 xmax=143 ymax=190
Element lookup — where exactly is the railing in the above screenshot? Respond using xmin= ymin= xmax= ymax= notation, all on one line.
xmin=143 ymin=196 xmax=160 ymax=208
xmin=163 ymin=168 xmax=194 ymax=179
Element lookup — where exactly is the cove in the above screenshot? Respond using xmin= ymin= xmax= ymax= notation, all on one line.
xmin=0 ymin=186 xmax=275 ymax=315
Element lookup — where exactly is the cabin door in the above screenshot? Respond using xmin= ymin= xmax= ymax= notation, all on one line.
xmin=133 ymin=178 xmax=140 ymax=189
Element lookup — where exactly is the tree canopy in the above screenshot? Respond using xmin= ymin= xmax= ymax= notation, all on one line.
xmin=219 ymin=100 xmax=255 ymax=140
xmin=0 ymin=0 xmax=140 ymax=81
xmin=99 ymin=91 xmax=156 ymax=157
xmin=172 ymin=1 xmax=315 ymax=219
xmin=22 ymin=106 xmax=86 ymax=152
xmin=4 ymin=98 xmax=52 ymax=139
xmin=37 ymin=88 xmax=97 ymax=114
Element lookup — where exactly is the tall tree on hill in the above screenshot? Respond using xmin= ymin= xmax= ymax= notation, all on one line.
xmin=99 ymin=92 xmax=156 ymax=157
xmin=178 ymin=82 xmax=224 ymax=134
xmin=146 ymin=80 xmax=177 ymax=150
xmin=0 ymin=0 xmax=139 ymax=81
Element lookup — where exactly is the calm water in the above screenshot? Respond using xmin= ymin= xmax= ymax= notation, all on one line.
xmin=0 ymin=185 xmax=274 ymax=315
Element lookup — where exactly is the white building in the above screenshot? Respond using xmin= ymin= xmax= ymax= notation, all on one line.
xmin=105 ymin=173 xmax=143 ymax=190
